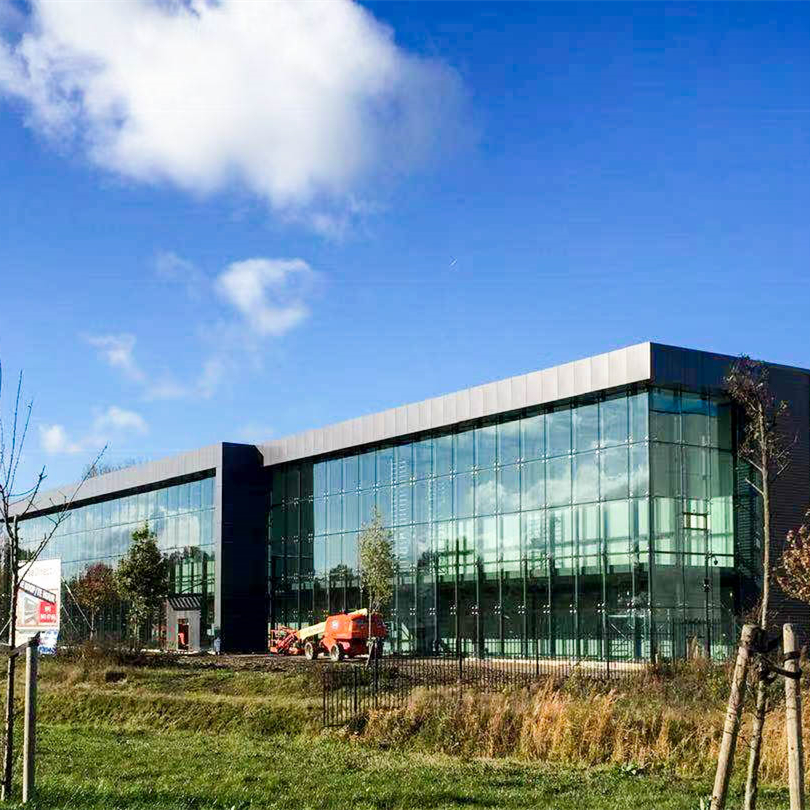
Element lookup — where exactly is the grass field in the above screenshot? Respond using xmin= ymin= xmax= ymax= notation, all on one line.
xmin=0 ymin=653 xmax=792 ymax=809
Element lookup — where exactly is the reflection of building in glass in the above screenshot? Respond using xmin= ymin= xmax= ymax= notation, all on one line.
xmin=12 ymin=343 xmax=810 ymax=655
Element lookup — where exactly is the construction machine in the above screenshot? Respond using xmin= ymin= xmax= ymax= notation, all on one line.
xmin=269 ymin=608 xmax=386 ymax=662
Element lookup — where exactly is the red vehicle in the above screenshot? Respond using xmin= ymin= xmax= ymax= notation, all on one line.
xmin=269 ymin=608 xmax=387 ymax=662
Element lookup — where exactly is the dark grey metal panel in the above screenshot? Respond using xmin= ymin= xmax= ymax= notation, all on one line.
xmin=216 ymin=443 xmax=268 ymax=653
xmin=766 ymin=367 xmax=810 ymax=634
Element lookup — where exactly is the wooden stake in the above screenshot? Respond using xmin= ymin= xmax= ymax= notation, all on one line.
xmin=711 ymin=623 xmax=756 ymax=810
xmin=784 ymin=624 xmax=805 ymax=810
xmin=22 ymin=641 xmax=37 ymax=804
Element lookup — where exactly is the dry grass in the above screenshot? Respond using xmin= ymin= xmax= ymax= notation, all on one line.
xmin=360 ymin=659 xmax=805 ymax=780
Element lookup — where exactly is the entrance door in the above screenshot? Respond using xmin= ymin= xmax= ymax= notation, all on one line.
xmin=177 ymin=619 xmax=189 ymax=651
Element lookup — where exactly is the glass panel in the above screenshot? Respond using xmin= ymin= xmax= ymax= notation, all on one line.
xmin=651 ymin=443 xmax=681 ymax=497
xmin=359 ymin=452 xmax=376 ymax=490
xmin=395 ymin=444 xmax=413 ymax=483
xmin=498 ymin=419 xmax=520 ymax=466
xmin=600 ymin=446 xmax=629 ymax=501
xmin=573 ymin=402 xmax=599 ymax=452
xmin=314 ymin=462 xmax=327 ymax=498
xmin=521 ymin=414 xmax=544 ymax=461
xmin=498 ymin=464 xmax=521 ymax=513
xmin=394 ymin=483 xmax=412 ymax=525
xmin=327 ymin=496 xmax=342 ymax=533
xmin=574 ymin=503 xmax=601 ymax=562
xmin=328 ymin=458 xmax=343 ymax=494
xmin=414 ymin=479 xmax=431 ymax=524
xmin=476 ymin=516 xmax=497 ymax=564
xmin=434 ymin=435 xmax=453 ymax=477
xmin=414 ymin=439 xmax=432 ymax=480
xmin=201 ymin=476 xmax=215 ymax=508
xmin=475 ymin=468 xmax=496 ymax=516
xmin=650 ymin=410 xmax=681 ymax=443
xmin=455 ymin=430 xmax=474 ymax=472
xmin=630 ymin=443 xmax=649 ymax=497
xmin=601 ymin=395 xmax=628 ymax=447
xmin=547 ymin=507 xmax=572 ymax=568
xmin=546 ymin=456 xmax=571 ymax=506
xmin=343 ymin=456 xmax=359 ymax=492
xmin=343 ymin=492 xmax=359 ymax=532
xmin=377 ymin=448 xmax=394 ymax=486
xmin=573 ymin=451 xmax=599 ymax=503
xmin=683 ymin=446 xmax=708 ymax=500
xmin=630 ymin=392 xmax=649 ymax=442
xmin=546 ymin=408 xmax=571 ymax=457
xmin=454 ymin=472 xmax=474 ymax=519
xmin=434 ymin=476 xmax=452 ymax=521
xmin=651 ymin=388 xmax=679 ymax=413
xmin=475 ymin=425 xmax=497 ymax=469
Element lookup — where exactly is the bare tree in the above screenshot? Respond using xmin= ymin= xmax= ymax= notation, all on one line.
xmin=82 ymin=458 xmax=143 ymax=479
xmin=725 ymin=356 xmax=793 ymax=810
xmin=0 ymin=362 xmax=103 ymax=801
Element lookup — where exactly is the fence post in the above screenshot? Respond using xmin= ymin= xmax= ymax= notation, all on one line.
xmin=22 ymin=640 xmax=37 ymax=804
xmin=352 ymin=666 xmax=358 ymax=718
xmin=710 ymin=624 xmax=755 ymax=810
xmin=784 ymin=624 xmax=805 ymax=810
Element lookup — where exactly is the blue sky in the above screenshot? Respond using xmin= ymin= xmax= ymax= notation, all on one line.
xmin=0 ymin=1 xmax=808 ymax=489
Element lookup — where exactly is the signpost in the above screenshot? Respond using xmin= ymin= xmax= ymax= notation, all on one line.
xmin=15 ymin=559 xmax=61 ymax=654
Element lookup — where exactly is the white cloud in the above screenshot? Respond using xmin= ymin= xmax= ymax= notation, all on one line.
xmin=0 ymin=0 xmax=464 ymax=227
xmin=93 ymin=406 xmax=148 ymax=435
xmin=39 ymin=406 xmax=148 ymax=455
xmin=215 ymin=257 xmax=314 ymax=337
xmin=86 ymin=333 xmax=144 ymax=382
xmin=39 ymin=424 xmax=82 ymax=455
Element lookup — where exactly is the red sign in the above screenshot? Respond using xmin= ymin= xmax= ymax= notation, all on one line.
xmin=38 ymin=602 xmax=57 ymax=625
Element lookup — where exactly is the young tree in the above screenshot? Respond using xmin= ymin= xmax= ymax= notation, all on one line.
xmin=115 ymin=523 xmax=169 ymax=647
xmin=71 ymin=563 xmax=118 ymax=639
xmin=0 ymin=361 xmax=102 ymax=801
xmin=725 ymin=356 xmax=793 ymax=810
xmin=358 ymin=508 xmax=395 ymax=655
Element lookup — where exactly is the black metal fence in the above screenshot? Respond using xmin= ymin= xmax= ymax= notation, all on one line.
xmin=321 ymin=620 xmax=740 ymax=727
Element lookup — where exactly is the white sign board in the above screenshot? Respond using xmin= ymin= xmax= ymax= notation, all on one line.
xmin=15 ymin=558 xmax=61 ymax=653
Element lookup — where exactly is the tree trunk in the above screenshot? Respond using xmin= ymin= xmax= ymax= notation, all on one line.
xmin=2 ymin=528 xmax=18 ymax=801
xmin=744 ymin=406 xmax=771 ymax=810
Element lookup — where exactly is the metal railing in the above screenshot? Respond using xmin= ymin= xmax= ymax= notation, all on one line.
xmin=321 ymin=620 xmax=739 ymax=727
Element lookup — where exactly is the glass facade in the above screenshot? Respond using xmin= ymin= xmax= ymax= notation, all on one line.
xmin=270 ymin=387 xmax=736 ymax=659
xmin=19 ymin=475 xmax=216 ymax=643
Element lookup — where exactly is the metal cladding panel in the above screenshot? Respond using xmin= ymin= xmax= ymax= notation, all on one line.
xmin=383 ymin=409 xmax=396 ymax=439
xmin=573 ymin=358 xmax=592 ymax=397
xmin=13 ymin=443 xmax=221 ymax=516
xmin=496 ymin=379 xmax=512 ymax=412
xmin=469 ymin=385 xmax=485 ymax=420
xmin=430 ymin=396 xmax=444 ymax=429
xmin=592 ymin=353 xmax=611 ymax=391
xmin=456 ymin=390 xmax=471 ymax=422
xmin=541 ymin=367 xmax=558 ymax=403
xmin=607 ymin=348 xmax=627 ymax=384
xmin=395 ymin=406 xmax=408 ymax=436
xmin=255 ymin=343 xmax=659 ymax=465
xmin=417 ymin=400 xmax=431 ymax=429
xmin=557 ymin=362 xmax=575 ymax=399
xmin=482 ymin=382 xmax=499 ymax=415
xmin=511 ymin=375 xmax=527 ymax=409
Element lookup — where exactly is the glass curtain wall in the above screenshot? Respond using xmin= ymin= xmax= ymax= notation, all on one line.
xmin=270 ymin=388 xmax=735 ymax=660
xmin=19 ymin=475 xmax=216 ymax=645
xmin=649 ymin=389 xmax=735 ymax=658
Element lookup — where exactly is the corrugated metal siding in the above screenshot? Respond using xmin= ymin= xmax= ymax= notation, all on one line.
xmin=768 ymin=367 xmax=810 ymax=636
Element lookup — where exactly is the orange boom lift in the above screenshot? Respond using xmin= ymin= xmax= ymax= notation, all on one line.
xmin=269 ymin=608 xmax=387 ymax=662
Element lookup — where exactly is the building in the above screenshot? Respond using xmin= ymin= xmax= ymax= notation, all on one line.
xmin=12 ymin=343 xmax=810 ymax=657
